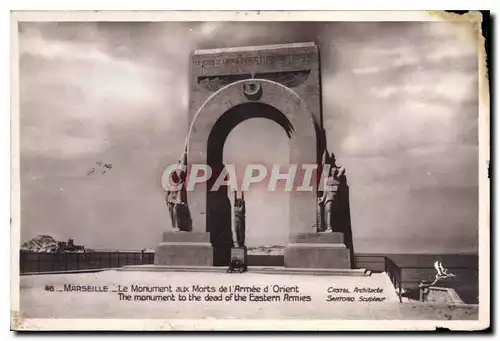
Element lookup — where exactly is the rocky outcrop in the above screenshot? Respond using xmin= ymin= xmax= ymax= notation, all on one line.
xmin=20 ymin=235 xmax=61 ymax=253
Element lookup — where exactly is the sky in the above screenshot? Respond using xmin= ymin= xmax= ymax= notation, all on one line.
xmin=18 ymin=21 xmax=479 ymax=253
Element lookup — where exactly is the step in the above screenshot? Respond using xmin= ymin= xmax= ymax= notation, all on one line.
xmin=118 ymin=265 xmax=371 ymax=276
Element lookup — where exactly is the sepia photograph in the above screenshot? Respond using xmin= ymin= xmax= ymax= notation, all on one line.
xmin=10 ymin=10 xmax=489 ymax=331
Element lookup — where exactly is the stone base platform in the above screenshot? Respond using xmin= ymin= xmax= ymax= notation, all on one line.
xmin=230 ymin=247 xmax=248 ymax=265
xmin=284 ymin=232 xmax=351 ymax=269
xmin=118 ymin=264 xmax=371 ymax=276
xmin=154 ymin=232 xmax=213 ymax=266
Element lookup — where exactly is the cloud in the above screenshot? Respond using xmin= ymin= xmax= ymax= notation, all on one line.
xmin=19 ymin=25 xmax=189 ymax=158
xmin=320 ymin=21 xmax=478 ymax=159
xmin=369 ymin=72 xmax=477 ymax=104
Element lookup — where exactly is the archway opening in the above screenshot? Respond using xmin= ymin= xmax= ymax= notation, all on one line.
xmin=207 ymin=102 xmax=293 ymax=265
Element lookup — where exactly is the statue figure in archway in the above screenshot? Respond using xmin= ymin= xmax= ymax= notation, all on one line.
xmin=166 ymin=151 xmax=190 ymax=232
xmin=232 ymin=191 xmax=246 ymax=247
xmin=318 ymin=152 xmax=346 ymax=232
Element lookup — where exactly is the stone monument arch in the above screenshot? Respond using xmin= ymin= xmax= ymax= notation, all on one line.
xmin=189 ymin=80 xmax=318 ymax=264
xmin=155 ymin=42 xmax=352 ymax=269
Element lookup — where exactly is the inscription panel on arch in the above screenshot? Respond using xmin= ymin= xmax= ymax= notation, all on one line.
xmin=192 ymin=53 xmax=317 ymax=69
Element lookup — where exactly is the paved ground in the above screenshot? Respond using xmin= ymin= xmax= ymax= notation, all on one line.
xmin=19 ymin=270 xmax=478 ymax=320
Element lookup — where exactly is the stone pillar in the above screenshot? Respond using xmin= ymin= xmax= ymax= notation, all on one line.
xmin=154 ymin=151 xmax=214 ymax=266
xmin=155 ymin=231 xmax=213 ymax=266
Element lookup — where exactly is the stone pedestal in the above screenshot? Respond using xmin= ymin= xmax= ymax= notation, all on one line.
xmin=155 ymin=232 xmax=213 ymax=266
xmin=284 ymin=232 xmax=351 ymax=269
xmin=230 ymin=247 xmax=248 ymax=265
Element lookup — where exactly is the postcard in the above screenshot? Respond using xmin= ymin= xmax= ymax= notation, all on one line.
xmin=11 ymin=10 xmax=490 ymax=331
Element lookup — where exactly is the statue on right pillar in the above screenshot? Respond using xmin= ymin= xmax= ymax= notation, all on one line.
xmin=318 ymin=152 xmax=346 ymax=233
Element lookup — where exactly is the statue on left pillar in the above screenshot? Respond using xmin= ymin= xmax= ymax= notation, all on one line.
xmin=166 ymin=151 xmax=191 ymax=232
